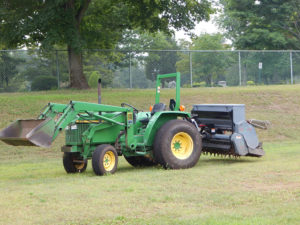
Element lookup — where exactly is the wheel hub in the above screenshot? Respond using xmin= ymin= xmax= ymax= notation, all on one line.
xmin=103 ymin=151 xmax=115 ymax=171
xmin=171 ymin=132 xmax=193 ymax=160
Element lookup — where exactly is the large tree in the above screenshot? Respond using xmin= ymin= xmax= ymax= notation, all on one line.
xmin=0 ymin=0 xmax=213 ymax=89
xmin=218 ymin=0 xmax=300 ymax=49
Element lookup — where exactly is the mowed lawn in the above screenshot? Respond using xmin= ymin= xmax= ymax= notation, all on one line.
xmin=0 ymin=85 xmax=300 ymax=224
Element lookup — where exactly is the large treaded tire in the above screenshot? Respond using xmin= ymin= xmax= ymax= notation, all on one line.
xmin=124 ymin=156 xmax=157 ymax=167
xmin=153 ymin=119 xmax=202 ymax=169
xmin=63 ymin=152 xmax=87 ymax=173
xmin=92 ymin=144 xmax=118 ymax=176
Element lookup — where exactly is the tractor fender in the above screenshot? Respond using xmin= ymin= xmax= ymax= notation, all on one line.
xmin=143 ymin=111 xmax=190 ymax=147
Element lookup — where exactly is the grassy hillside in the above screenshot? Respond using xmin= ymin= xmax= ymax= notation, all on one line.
xmin=1 ymin=84 xmax=300 ymax=142
xmin=0 ymin=85 xmax=300 ymax=224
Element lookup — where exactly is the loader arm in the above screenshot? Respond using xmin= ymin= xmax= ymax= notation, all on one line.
xmin=0 ymin=101 xmax=132 ymax=148
xmin=38 ymin=103 xmax=68 ymax=119
xmin=46 ymin=101 xmax=132 ymax=145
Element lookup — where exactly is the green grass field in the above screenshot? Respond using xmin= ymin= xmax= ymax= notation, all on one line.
xmin=0 ymin=85 xmax=300 ymax=225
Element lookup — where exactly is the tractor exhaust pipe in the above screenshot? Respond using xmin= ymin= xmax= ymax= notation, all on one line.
xmin=98 ymin=78 xmax=101 ymax=104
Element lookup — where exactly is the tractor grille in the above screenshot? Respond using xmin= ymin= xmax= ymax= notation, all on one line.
xmin=65 ymin=123 xmax=90 ymax=145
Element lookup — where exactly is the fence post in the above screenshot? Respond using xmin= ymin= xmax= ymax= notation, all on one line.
xmin=55 ymin=50 xmax=60 ymax=89
xmin=238 ymin=51 xmax=242 ymax=86
xmin=129 ymin=53 xmax=132 ymax=89
xmin=290 ymin=51 xmax=294 ymax=84
xmin=189 ymin=51 xmax=193 ymax=87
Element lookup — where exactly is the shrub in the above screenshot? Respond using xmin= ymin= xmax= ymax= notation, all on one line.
xmin=88 ymin=70 xmax=113 ymax=88
xmin=183 ymin=84 xmax=191 ymax=88
xmin=31 ymin=76 xmax=57 ymax=91
xmin=247 ymin=80 xmax=255 ymax=86
xmin=88 ymin=71 xmax=100 ymax=88
xmin=192 ymin=81 xmax=206 ymax=87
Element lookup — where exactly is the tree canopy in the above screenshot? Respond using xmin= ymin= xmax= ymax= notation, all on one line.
xmin=176 ymin=33 xmax=231 ymax=86
xmin=218 ymin=0 xmax=300 ymax=49
xmin=114 ymin=30 xmax=180 ymax=87
xmin=0 ymin=0 xmax=213 ymax=89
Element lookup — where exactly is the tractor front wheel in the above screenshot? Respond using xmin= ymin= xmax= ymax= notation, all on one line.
xmin=63 ymin=152 xmax=87 ymax=173
xmin=153 ymin=119 xmax=202 ymax=169
xmin=92 ymin=144 xmax=118 ymax=176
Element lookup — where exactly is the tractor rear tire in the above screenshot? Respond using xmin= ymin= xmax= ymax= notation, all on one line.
xmin=124 ymin=156 xmax=157 ymax=167
xmin=92 ymin=144 xmax=118 ymax=176
xmin=63 ymin=152 xmax=87 ymax=173
xmin=153 ymin=119 xmax=202 ymax=169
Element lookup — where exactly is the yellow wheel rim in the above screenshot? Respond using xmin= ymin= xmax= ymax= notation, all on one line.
xmin=103 ymin=151 xmax=116 ymax=171
xmin=171 ymin=132 xmax=193 ymax=160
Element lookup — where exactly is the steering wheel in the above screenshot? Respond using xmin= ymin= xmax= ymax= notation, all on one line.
xmin=121 ymin=103 xmax=139 ymax=113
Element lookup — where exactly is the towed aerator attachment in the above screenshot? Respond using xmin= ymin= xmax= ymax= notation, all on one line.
xmin=0 ymin=118 xmax=56 ymax=148
xmin=191 ymin=104 xmax=266 ymax=157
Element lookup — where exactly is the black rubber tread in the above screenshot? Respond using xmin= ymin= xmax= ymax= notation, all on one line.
xmin=124 ymin=155 xmax=157 ymax=167
xmin=153 ymin=119 xmax=202 ymax=169
xmin=63 ymin=152 xmax=87 ymax=173
xmin=92 ymin=144 xmax=118 ymax=176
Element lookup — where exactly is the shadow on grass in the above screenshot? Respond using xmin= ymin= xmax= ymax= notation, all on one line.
xmin=110 ymin=157 xmax=263 ymax=175
xmin=197 ymin=157 xmax=261 ymax=166
xmin=116 ymin=164 xmax=162 ymax=174
xmin=2 ymin=157 xmax=262 ymax=181
xmin=116 ymin=157 xmax=263 ymax=173
xmin=203 ymin=158 xmax=258 ymax=163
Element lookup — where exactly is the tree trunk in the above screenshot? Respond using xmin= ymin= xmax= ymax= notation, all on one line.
xmin=64 ymin=0 xmax=91 ymax=89
xmin=68 ymin=46 xmax=89 ymax=89
xmin=205 ymin=75 xmax=211 ymax=87
xmin=5 ymin=76 xmax=8 ymax=87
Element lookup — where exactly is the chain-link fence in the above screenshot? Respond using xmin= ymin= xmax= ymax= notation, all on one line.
xmin=0 ymin=49 xmax=299 ymax=92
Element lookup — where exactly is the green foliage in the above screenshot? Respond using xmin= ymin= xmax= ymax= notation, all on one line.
xmin=219 ymin=0 xmax=300 ymax=49
xmin=20 ymin=52 xmax=59 ymax=83
xmin=0 ymin=0 xmax=213 ymax=50
xmin=31 ymin=76 xmax=57 ymax=91
xmin=247 ymin=80 xmax=255 ymax=86
xmin=176 ymin=33 xmax=232 ymax=86
xmin=0 ymin=0 xmax=213 ymax=89
xmin=83 ymin=51 xmax=122 ymax=87
xmin=117 ymin=31 xmax=182 ymax=86
xmin=87 ymin=69 xmax=113 ymax=88
xmin=0 ymin=3 xmax=212 ymax=60
xmin=192 ymin=81 xmax=206 ymax=87
xmin=239 ymin=52 xmax=290 ymax=85
xmin=88 ymin=71 xmax=100 ymax=88
xmin=0 ymin=52 xmax=24 ymax=88
xmin=144 ymin=33 xmax=180 ymax=82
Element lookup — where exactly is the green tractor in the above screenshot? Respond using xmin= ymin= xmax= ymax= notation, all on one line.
xmin=0 ymin=72 xmax=265 ymax=176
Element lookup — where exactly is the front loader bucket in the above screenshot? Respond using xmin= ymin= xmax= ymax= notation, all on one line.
xmin=0 ymin=118 xmax=56 ymax=148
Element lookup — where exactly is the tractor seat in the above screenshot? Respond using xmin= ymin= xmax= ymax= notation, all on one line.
xmin=151 ymin=103 xmax=166 ymax=115
xmin=139 ymin=103 xmax=166 ymax=125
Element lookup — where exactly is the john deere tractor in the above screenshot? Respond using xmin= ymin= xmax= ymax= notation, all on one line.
xmin=0 ymin=72 xmax=265 ymax=176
